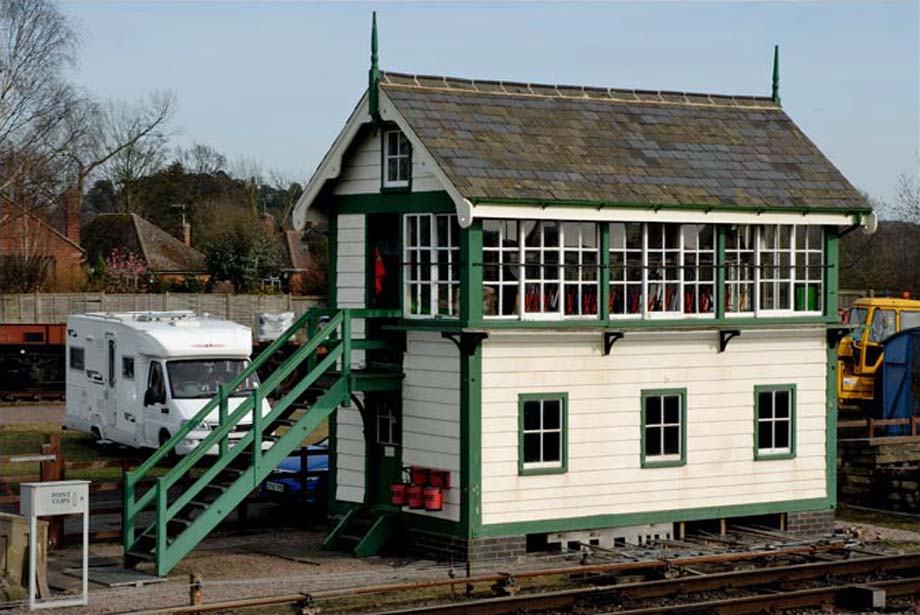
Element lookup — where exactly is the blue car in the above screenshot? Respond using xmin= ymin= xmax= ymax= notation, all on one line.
xmin=260 ymin=443 xmax=329 ymax=505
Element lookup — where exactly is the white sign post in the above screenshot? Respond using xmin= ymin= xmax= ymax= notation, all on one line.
xmin=20 ymin=481 xmax=90 ymax=610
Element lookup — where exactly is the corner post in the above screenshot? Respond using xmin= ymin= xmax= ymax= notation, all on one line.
xmin=460 ymin=221 xmax=483 ymax=324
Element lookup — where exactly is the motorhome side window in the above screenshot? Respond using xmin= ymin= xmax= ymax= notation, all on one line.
xmin=69 ymin=346 xmax=85 ymax=371
xmin=122 ymin=356 xmax=135 ymax=380
xmin=146 ymin=362 xmax=166 ymax=405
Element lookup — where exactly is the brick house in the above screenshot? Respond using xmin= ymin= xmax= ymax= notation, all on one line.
xmin=0 ymin=188 xmax=85 ymax=290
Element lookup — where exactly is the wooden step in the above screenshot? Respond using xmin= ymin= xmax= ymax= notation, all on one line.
xmin=125 ymin=549 xmax=155 ymax=562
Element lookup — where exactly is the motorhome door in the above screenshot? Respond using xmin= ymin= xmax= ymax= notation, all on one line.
xmin=104 ymin=333 xmax=118 ymax=430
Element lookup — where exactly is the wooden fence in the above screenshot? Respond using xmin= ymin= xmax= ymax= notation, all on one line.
xmin=0 ymin=292 xmax=323 ymax=330
xmin=0 ymin=435 xmax=152 ymax=546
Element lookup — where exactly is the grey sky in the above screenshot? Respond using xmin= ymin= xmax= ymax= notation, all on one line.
xmin=66 ymin=1 xmax=918 ymax=206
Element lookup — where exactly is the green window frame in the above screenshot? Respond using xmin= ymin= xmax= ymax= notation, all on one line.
xmin=753 ymin=384 xmax=796 ymax=460
xmin=640 ymin=388 xmax=687 ymax=468
xmin=518 ymin=393 xmax=568 ymax=475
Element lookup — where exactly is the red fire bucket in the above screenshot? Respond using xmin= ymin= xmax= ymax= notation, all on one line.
xmin=390 ymin=483 xmax=408 ymax=506
xmin=424 ymin=486 xmax=443 ymax=511
xmin=407 ymin=485 xmax=425 ymax=509
xmin=411 ymin=467 xmax=429 ymax=486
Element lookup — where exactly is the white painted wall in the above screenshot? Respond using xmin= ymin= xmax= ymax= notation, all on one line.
xmin=333 ymin=129 xmax=442 ymax=195
xmin=334 ymin=213 xmax=366 ymax=504
xmin=401 ymin=331 xmax=462 ymax=522
xmin=479 ymin=328 xmax=828 ymax=526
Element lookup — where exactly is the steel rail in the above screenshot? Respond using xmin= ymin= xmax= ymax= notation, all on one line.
xmin=110 ymin=546 xmax=916 ymax=615
xmin=361 ymin=552 xmax=920 ymax=615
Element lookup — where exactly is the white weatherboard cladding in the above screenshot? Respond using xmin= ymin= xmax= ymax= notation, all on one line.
xmin=335 ymin=404 xmax=366 ymax=503
xmin=479 ymin=329 xmax=828 ymax=526
xmin=336 ymin=214 xmax=365 ymax=369
xmin=333 ymin=129 xmax=441 ymax=195
xmin=402 ymin=332 xmax=461 ymax=521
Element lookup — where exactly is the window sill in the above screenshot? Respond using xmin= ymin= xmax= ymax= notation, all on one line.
xmin=754 ymin=452 xmax=796 ymax=461
xmin=519 ymin=466 xmax=567 ymax=476
xmin=381 ymin=184 xmax=411 ymax=193
xmin=641 ymin=459 xmax=687 ymax=469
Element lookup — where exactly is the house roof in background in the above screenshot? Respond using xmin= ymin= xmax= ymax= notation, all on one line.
xmin=280 ymin=230 xmax=312 ymax=272
xmin=380 ymin=71 xmax=869 ymax=212
xmin=82 ymin=213 xmax=206 ymax=274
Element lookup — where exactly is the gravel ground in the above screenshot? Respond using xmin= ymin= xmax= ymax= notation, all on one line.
xmin=0 ymin=402 xmax=65 ymax=426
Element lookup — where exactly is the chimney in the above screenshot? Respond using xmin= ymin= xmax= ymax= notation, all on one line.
xmin=178 ymin=219 xmax=191 ymax=247
xmin=64 ymin=186 xmax=80 ymax=246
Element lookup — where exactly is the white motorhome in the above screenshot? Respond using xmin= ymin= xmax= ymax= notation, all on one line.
xmin=64 ymin=311 xmax=270 ymax=455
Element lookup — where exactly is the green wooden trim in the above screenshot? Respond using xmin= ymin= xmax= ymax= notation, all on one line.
xmin=473 ymin=496 xmax=832 ymax=538
xmin=640 ymin=388 xmax=687 ymax=468
xmin=826 ymin=334 xmax=838 ymax=507
xmin=517 ymin=393 xmax=569 ymax=476
xmin=467 ymin=196 xmax=872 ymax=216
xmin=363 ymin=214 xmax=371 ymax=309
xmin=327 ymin=214 xmax=338 ymax=306
xmin=715 ymin=226 xmax=726 ymax=319
xmin=334 ymin=191 xmax=454 ymax=215
xmin=459 ymin=342 xmax=483 ymax=538
xmin=771 ymin=44 xmax=781 ymax=105
xmin=368 ymin=12 xmax=380 ymax=122
xmin=600 ymin=223 xmax=611 ymax=321
xmin=753 ymin=384 xmax=797 ymax=461
xmin=824 ymin=230 xmax=839 ymax=319
xmin=380 ymin=125 xmax=413 ymax=193
xmin=468 ymin=315 xmax=837 ymax=331
xmin=461 ymin=221 xmax=483 ymax=323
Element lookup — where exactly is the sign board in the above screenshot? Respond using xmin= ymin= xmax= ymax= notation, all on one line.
xmin=20 ymin=481 xmax=90 ymax=611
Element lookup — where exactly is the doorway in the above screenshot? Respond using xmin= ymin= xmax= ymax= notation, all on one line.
xmin=365 ymin=392 xmax=402 ymax=507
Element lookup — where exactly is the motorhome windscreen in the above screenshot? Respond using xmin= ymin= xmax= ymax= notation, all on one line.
xmin=166 ymin=359 xmax=260 ymax=399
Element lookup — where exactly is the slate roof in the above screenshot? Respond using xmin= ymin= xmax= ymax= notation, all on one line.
xmin=82 ymin=213 xmax=206 ymax=274
xmin=379 ymin=72 xmax=868 ymax=212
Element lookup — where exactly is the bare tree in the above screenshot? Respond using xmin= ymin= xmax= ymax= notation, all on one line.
xmin=98 ymin=94 xmax=177 ymax=213
xmin=64 ymin=90 xmax=177 ymax=198
xmin=892 ymin=172 xmax=920 ymax=222
xmin=177 ymin=142 xmax=226 ymax=175
xmin=0 ymin=0 xmax=82 ymax=221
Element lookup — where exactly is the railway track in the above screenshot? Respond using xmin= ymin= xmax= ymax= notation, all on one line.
xmin=117 ymin=549 xmax=920 ymax=615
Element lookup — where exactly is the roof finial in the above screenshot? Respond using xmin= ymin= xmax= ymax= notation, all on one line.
xmin=771 ymin=44 xmax=780 ymax=105
xmin=369 ymin=11 xmax=381 ymax=122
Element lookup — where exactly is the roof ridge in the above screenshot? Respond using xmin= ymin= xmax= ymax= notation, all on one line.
xmin=379 ymin=70 xmax=780 ymax=110
xmin=1 ymin=200 xmax=85 ymax=254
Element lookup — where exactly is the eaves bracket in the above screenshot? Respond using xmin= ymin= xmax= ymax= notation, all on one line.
xmin=441 ymin=331 xmax=489 ymax=356
xmin=603 ymin=331 xmax=625 ymax=355
xmin=719 ymin=329 xmax=741 ymax=353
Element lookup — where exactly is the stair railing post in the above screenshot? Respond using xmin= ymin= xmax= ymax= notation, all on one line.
xmin=156 ymin=477 xmax=167 ymax=571
xmin=218 ymin=384 xmax=229 ymax=457
xmin=306 ymin=310 xmax=317 ymax=373
xmin=252 ymin=388 xmax=263 ymax=486
xmin=123 ymin=470 xmax=135 ymax=554
xmin=342 ymin=309 xmax=352 ymax=385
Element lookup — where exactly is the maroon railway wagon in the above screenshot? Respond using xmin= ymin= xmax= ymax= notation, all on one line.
xmin=0 ymin=324 xmax=67 ymax=400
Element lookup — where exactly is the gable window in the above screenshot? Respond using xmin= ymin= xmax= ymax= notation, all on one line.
xmin=725 ymin=225 xmax=823 ymax=315
xmin=754 ymin=385 xmax=795 ymax=459
xmin=404 ymin=213 xmax=459 ymax=317
xmin=519 ymin=393 xmax=567 ymax=474
xmin=383 ymin=129 xmax=411 ymax=189
xmin=641 ymin=389 xmax=686 ymax=467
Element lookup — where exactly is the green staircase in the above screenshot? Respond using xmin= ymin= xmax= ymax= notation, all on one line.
xmin=123 ymin=308 xmax=401 ymax=576
xmin=322 ymin=508 xmax=398 ymax=557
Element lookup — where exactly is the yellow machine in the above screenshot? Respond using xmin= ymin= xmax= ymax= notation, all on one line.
xmin=838 ymin=296 xmax=920 ymax=411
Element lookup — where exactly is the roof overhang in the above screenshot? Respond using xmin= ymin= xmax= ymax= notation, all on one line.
xmin=464 ymin=198 xmax=875 ymax=229
xmin=293 ymin=89 xmax=472 ymax=230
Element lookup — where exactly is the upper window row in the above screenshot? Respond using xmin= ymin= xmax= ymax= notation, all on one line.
xmin=481 ymin=220 xmax=824 ymax=320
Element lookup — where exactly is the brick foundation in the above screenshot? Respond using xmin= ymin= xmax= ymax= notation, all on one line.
xmin=404 ymin=529 xmax=526 ymax=565
xmin=786 ymin=509 xmax=835 ymax=537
